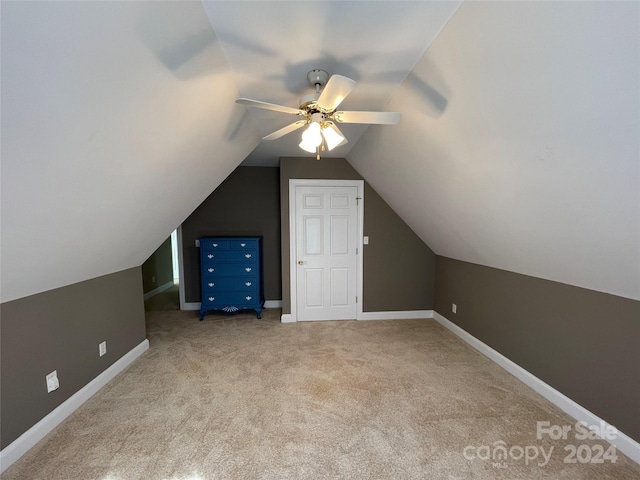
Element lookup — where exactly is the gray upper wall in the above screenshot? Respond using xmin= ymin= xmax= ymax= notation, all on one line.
xmin=181 ymin=167 xmax=282 ymax=303
xmin=280 ymin=157 xmax=436 ymax=314
xmin=181 ymin=162 xmax=435 ymax=313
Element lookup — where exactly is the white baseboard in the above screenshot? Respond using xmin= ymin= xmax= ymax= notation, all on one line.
xmin=359 ymin=309 xmax=433 ymax=321
xmin=143 ymin=281 xmax=175 ymax=301
xmin=0 ymin=339 xmax=150 ymax=473
xmin=183 ymin=302 xmax=200 ymax=311
xmin=184 ymin=300 xmax=282 ymax=311
xmin=281 ymin=313 xmax=295 ymax=323
xmin=280 ymin=310 xmax=433 ymax=323
xmin=431 ymin=311 xmax=640 ymax=465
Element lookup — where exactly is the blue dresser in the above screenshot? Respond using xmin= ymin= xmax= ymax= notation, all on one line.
xmin=199 ymin=237 xmax=264 ymax=320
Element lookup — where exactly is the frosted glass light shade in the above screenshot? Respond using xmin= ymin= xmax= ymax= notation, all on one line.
xmin=299 ymin=121 xmax=323 ymax=152
xmin=322 ymin=124 xmax=346 ymax=150
xmin=299 ymin=141 xmax=317 ymax=153
xmin=302 ymin=122 xmax=322 ymax=145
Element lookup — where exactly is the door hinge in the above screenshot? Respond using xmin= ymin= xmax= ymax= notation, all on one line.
xmin=356 ymin=247 xmax=358 ymax=255
xmin=356 ymin=296 xmax=358 ymax=303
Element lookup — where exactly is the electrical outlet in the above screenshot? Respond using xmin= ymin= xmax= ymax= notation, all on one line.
xmin=46 ymin=371 xmax=59 ymax=393
xmin=452 ymin=303 xmax=457 ymax=314
xmin=99 ymin=341 xmax=107 ymax=357
xmin=363 ymin=236 xmax=369 ymax=245
xmin=195 ymin=239 xmax=200 ymax=247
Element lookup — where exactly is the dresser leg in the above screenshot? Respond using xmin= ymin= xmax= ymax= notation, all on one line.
xmin=256 ymin=309 xmax=262 ymax=319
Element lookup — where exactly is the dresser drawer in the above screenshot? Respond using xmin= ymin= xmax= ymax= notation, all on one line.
xmin=201 ymin=262 xmax=257 ymax=277
xmin=202 ymin=277 xmax=257 ymax=292
xmin=200 ymin=239 xmax=229 ymax=250
xmin=201 ymin=292 xmax=260 ymax=306
xmin=230 ymin=239 xmax=258 ymax=250
xmin=202 ymin=250 xmax=258 ymax=262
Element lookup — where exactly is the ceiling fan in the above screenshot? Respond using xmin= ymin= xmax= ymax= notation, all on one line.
xmin=236 ymin=69 xmax=401 ymax=159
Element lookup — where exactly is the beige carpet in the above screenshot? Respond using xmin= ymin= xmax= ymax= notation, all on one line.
xmin=3 ymin=307 xmax=639 ymax=479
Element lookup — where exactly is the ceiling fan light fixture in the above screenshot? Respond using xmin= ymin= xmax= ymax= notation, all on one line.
xmin=322 ymin=123 xmax=346 ymax=151
xmin=298 ymin=140 xmax=317 ymax=153
xmin=300 ymin=121 xmax=322 ymax=152
xmin=236 ymin=69 xmax=401 ymax=159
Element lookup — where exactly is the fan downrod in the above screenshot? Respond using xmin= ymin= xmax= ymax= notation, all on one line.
xmin=299 ymin=69 xmax=329 ymax=110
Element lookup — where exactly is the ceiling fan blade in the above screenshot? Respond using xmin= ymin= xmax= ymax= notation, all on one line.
xmin=236 ymin=98 xmax=303 ymax=115
xmin=262 ymin=120 xmax=307 ymax=141
xmin=332 ymin=111 xmax=401 ymax=125
xmin=316 ymin=75 xmax=356 ymax=112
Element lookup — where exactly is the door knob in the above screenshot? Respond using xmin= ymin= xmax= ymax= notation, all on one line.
xmin=298 ymin=260 xmax=305 ymax=265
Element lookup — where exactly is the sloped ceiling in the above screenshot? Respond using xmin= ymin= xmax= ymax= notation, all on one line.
xmin=348 ymin=1 xmax=640 ymax=300
xmin=0 ymin=1 xmax=260 ymax=302
xmin=2 ymin=1 xmax=638 ymax=303
xmin=201 ymin=1 xmax=461 ymax=165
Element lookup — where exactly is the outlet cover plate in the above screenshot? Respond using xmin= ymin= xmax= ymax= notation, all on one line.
xmin=99 ymin=341 xmax=107 ymax=357
xmin=46 ymin=370 xmax=59 ymax=393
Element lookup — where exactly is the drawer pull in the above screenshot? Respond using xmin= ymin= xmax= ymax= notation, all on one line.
xmin=212 ymin=243 xmax=218 ymax=247
xmin=245 ymin=254 xmax=252 ymax=258
xmin=240 ymin=243 xmax=246 ymax=247
xmin=208 ymin=282 xmax=214 ymax=287
xmin=245 ymin=267 xmax=252 ymax=272
xmin=208 ymin=268 xmax=214 ymax=273
xmin=208 ymin=297 xmax=215 ymax=301
xmin=246 ymin=296 xmax=252 ymax=301
xmin=207 ymin=254 xmax=214 ymax=259
xmin=245 ymin=282 xmax=252 ymax=287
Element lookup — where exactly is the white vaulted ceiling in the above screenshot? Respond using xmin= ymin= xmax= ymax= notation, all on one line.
xmin=348 ymin=1 xmax=639 ymax=300
xmin=1 ymin=1 xmax=638 ymax=302
xmin=202 ymin=1 xmax=461 ymax=165
xmin=0 ymin=1 xmax=260 ymax=302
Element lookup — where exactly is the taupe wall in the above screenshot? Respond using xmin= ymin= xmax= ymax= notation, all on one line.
xmin=0 ymin=268 xmax=147 ymax=449
xmin=434 ymin=256 xmax=640 ymax=443
xmin=141 ymin=236 xmax=173 ymax=294
xmin=181 ymin=166 xmax=281 ymax=303
xmin=280 ymin=157 xmax=436 ymax=314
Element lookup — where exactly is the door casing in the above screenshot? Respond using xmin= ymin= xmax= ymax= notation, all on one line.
xmin=289 ymin=179 xmax=364 ymax=322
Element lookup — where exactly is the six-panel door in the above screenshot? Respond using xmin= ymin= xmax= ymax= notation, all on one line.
xmin=295 ymin=186 xmax=358 ymax=321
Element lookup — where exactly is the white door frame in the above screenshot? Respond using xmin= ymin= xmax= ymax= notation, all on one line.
xmin=288 ymin=179 xmax=364 ymax=323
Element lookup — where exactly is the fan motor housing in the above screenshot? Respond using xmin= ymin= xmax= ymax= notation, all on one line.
xmin=299 ymin=92 xmax=320 ymax=110
xmin=307 ymin=69 xmax=329 ymax=88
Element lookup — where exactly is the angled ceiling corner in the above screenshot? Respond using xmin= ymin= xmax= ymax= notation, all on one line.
xmin=0 ymin=1 xmax=261 ymax=302
xmin=348 ymin=1 xmax=640 ymax=300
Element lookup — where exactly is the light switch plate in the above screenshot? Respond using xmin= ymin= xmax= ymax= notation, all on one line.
xmin=363 ymin=236 xmax=369 ymax=245
xmin=99 ymin=341 xmax=107 ymax=357
xmin=195 ymin=239 xmax=200 ymax=247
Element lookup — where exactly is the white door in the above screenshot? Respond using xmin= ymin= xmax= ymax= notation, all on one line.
xmin=294 ymin=184 xmax=359 ymax=321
